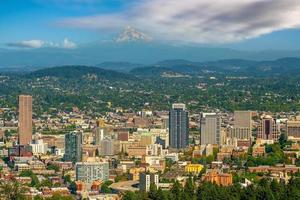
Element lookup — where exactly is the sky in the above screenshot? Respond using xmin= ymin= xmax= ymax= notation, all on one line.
xmin=1 ymin=0 xmax=300 ymax=50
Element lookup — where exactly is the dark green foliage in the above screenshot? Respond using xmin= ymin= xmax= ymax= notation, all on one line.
xmin=123 ymin=191 xmax=138 ymax=200
xmin=184 ymin=176 xmax=196 ymax=200
xmin=29 ymin=65 xmax=135 ymax=81
xmin=0 ymin=181 xmax=29 ymax=200
xmin=171 ymin=181 xmax=183 ymax=200
xmin=101 ymin=180 xmax=113 ymax=193
xmin=148 ymin=183 xmax=158 ymax=200
xmin=19 ymin=170 xmax=40 ymax=187
xmin=3 ymin=64 xmax=300 ymax=115
xmin=45 ymin=192 xmax=74 ymax=200
xmin=246 ymin=143 xmax=289 ymax=167
xmin=19 ymin=170 xmax=34 ymax=177
xmin=68 ymin=181 xmax=77 ymax=194
xmin=34 ymin=195 xmax=44 ymax=200
xmin=63 ymin=174 xmax=72 ymax=184
xmin=47 ymin=164 xmax=60 ymax=172
xmin=122 ymin=177 xmax=300 ymax=200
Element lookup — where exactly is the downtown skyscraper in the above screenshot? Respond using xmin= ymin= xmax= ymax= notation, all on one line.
xmin=200 ymin=113 xmax=221 ymax=145
xmin=18 ymin=95 xmax=32 ymax=145
xmin=169 ymin=103 xmax=189 ymax=149
xmin=64 ymin=131 xmax=82 ymax=163
xmin=257 ymin=115 xmax=280 ymax=141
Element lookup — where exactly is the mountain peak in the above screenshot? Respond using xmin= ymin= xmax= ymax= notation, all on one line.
xmin=115 ymin=26 xmax=152 ymax=43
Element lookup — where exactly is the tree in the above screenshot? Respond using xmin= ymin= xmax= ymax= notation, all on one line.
xmin=54 ymin=182 xmax=62 ymax=187
xmin=30 ymin=174 xmax=40 ymax=187
xmin=0 ymin=181 xmax=29 ymax=200
xmin=270 ymin=179 xmax=285 ymax=200
xmin=240 ymin=185 xmax=257 ymax=200
xmin=197 ymin=182 xmax=218 ymax=200
xmin=286 ymin=177 xmax=300 ymax=200
xmin=38 ymin=179 xmax=52 ymax=188
xmin=156 ymin=188 xmax=169 ymax=200
xmin=46 ymin=192 xmax=74 ymax=200
xmin=171 ymin=181 xmax=183 ymax=200
xmin=34 ymin=195 xmax=44 ymax=200
xmin=101 ymin=180 xmax=113 ymax=193
xmin=19 ymin=170 xmax=34 ymax=177
xmin=279 ymin=133 xmax=287 ymax=148
xmin=148 ymin=183 xmax=158 ymax=200
xmin=63 ymin=174 xmax=72 ymax=184
xmin=69 ymin=181 xmax=77 ymax=194
xmin=256 ymin=178 xmax=275 ymax=200
xmin=184 ymin=176 xmax=195 ymax=200
xmin=18 ymin=170 xmax=39 ymax=187
xmin=47 ymin=164 xmax=60 ymax=172
xmin=123 ymin=191 xmax=138 ymax=200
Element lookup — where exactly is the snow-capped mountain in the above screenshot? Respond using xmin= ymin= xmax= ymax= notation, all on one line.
xmin=115 ymin=26 xmax=152 ymax=42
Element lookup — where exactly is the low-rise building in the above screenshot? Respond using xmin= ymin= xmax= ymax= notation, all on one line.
xmin=203 ymin=171 xmax=233 ymax=186
xmin=185 ymin=164 xmax=204 ymax=174
xmin=252 ymin=145 xmax=265 ymax=157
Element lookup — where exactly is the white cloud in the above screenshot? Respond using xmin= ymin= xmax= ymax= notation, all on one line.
xmin=62 ymin=38 xmax=77 ymax=49
xmin=7 ymin=40 xmax=45 ymax=48
xmin=7 ymin=38 xmax=77 ymax=49
xmin=60 ymin=0 xmax=300 ymax=44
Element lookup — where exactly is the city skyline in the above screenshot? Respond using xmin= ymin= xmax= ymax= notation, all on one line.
xmin=2 ymin=1 xmax=300 ymax=199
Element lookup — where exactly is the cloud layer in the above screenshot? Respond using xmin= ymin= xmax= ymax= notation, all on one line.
xmin=61 ymin=0 xmax=300 ymax=43
xmin=7 ymin=38 xmax=77 ymax=49
xmin=7 ymin=40 xmax=46 ymax=48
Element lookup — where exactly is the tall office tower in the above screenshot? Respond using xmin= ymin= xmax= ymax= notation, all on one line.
xmin=99 ymin=138 xmax=114 ymax=156
xmin=234 ymin=111 xmax=252 ymax=129
xmin=228 ymin=127 xmax=251 ymax=140
xmin=76 ymin=162 xmax=109 ymax=184
xmin=200 ymin=113 xmax=221 ymax=145
xmin=257 ymin=115 xmax=280 ymax=141
xmin=139 ymin=172 xmax=159 ymax=192
xmin=18 ymin=95 xmax=33 ymax=145
xmin=169 ymin=103 xmax=189 ymax=149
xmin=64 ymin=131 xmax=82 ymax=163
xmin=94 ymin=127 xmax=104 ymax=145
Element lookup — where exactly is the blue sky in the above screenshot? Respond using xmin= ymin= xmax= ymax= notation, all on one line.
xmin=1 ymin=0 xmax=300 ymax=50
xmin=0 ymin=0 xmax=126 ymax=45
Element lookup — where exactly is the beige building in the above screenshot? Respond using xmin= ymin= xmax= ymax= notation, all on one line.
xmin=257 ymin=115 xmax=280 ymax=141
xmin=18 ymin=95 xmax=32 ymax=145
xmin=140 ymin=134 xmax=154 ymax=146
xmin=234 ymin=111 xmax=252 ymax=129
xmin=228 ymin=127 xmax=251 ymax=140
xmin=127 ymin=146 xmax=147 ymax=157
xmin=287 ymin=118 xmax=300 ymax=139
xmin=200 ymin=113 xmax=221 ymax=145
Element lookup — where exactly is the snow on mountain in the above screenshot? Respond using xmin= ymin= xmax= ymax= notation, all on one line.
xmin=115 ymin=26 xmax=152 ymax=42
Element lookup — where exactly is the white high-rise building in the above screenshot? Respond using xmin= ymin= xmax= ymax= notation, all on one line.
xmin=94 ymin=128 xmax=104 ymax=145
xmin=30 ymin=139 xmax=48 ymax=155
xmin=200 ymin=113 xmax=221 ymax=145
